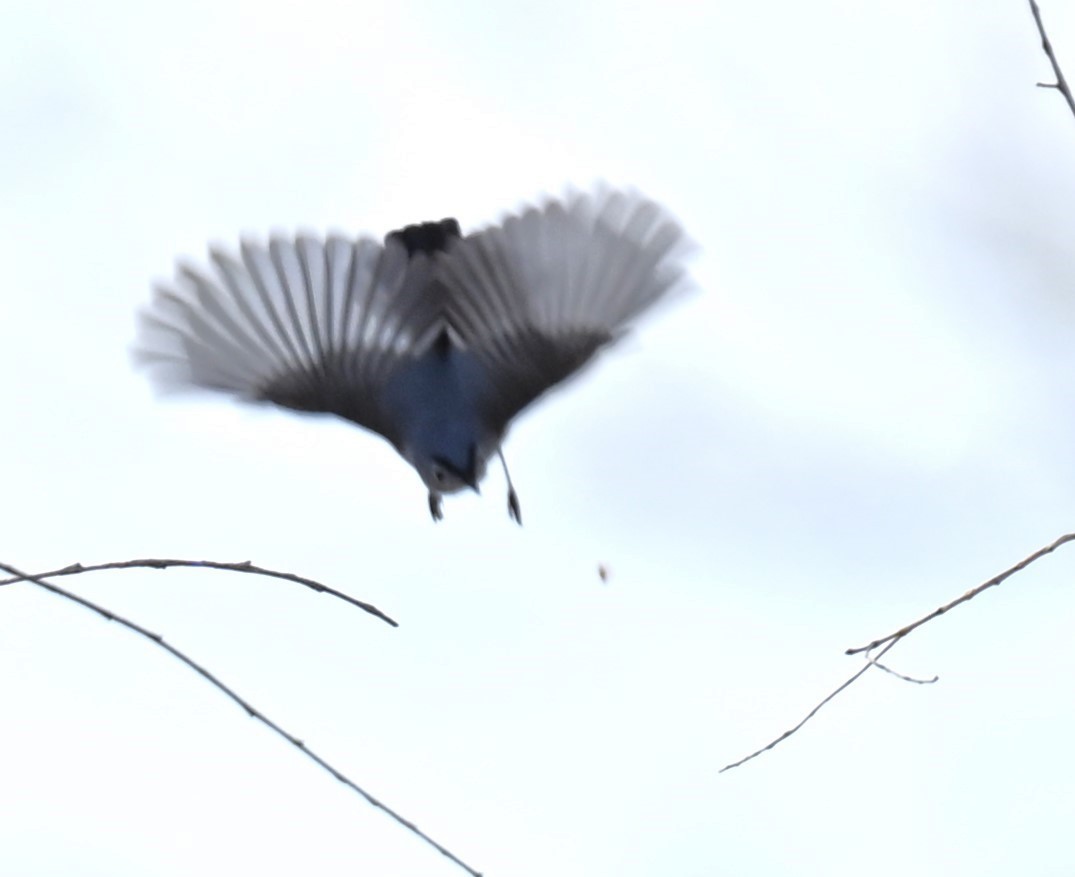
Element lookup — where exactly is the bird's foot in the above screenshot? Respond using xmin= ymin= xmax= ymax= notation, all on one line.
xmin=497 ymin=448 xmax=522 ymax=525
xmin=507 ymin=488 xmax=522 ymax=526
xmin=428 ymin=492 xmax=444 ymax=522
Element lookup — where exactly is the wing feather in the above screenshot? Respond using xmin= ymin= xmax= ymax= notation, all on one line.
xmin=135 ymin=234 xmax=446 ymax=445
xmin=135 ymin=190 xmax=690 ymax=452
xmin=436 ymin=189 xmax=691 ymax=433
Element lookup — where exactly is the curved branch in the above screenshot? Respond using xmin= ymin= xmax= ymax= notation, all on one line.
xmin=0 ymin=557 xmax=397 ymax=627
xmin=0 ymin=558 xmax=479 ymax=876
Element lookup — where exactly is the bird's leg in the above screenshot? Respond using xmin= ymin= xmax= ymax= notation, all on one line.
xmin=497 ymin=448 xmax=522 ymax=525
xmin=428 ymin=491 xmax=444 ymax=522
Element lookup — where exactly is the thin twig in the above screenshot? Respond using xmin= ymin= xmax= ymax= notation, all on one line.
xmin=847 ymin=532 xmax=1075 ymax=655
xmin=0 ymin=558 xmax=481 ymax=877
xmin=1029 ymin=0 xmax=1075 ymax=119
xmin=722 ymin=533 xmax=1075 ymax=772
xmin=0 ymin=558 xmax=397 ymax=627
xmin=867 ymin=659 xmax=938 ymax=686
xmin=719 ymin=640 xmax=898 ymax=773
xmin=725 ymin=0 xmax=1075 ymax=782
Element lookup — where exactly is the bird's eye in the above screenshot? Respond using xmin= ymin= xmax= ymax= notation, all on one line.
xmin=432 ymin=467 xmax=447 ymax=484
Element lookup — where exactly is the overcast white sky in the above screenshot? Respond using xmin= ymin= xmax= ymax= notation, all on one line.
xmin=3 ymin=1 xmax=1075 ymax=874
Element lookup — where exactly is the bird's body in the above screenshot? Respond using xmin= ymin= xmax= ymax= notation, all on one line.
xmin=385 ymin=344 xmax=498 ymax=518
xmin=136 ymin=189 xmax=690 ymax=521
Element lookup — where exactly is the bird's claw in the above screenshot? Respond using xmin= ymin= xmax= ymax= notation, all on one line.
xmin=507 ymin=488 xmax=522 ymax=525
xmin=428 ymin=492 xmax=444 ymax=522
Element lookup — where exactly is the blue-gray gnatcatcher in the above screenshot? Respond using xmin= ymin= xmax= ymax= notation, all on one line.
xmin=135 ymin=189 xmax=690 ymax=523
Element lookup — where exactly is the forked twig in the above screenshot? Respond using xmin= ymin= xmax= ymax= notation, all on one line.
xmin=721 ymin=533 xmax=1075 ymax=773
xmin=0 ymin=558 xmax=481 ymax=876
xmin=1029 ymin=0 xmax=1075 ymax=119
xmin=724 ymin=1 xmax=1075 ymax=775
xmin=0 ymin=558 xmax=397 ymax=627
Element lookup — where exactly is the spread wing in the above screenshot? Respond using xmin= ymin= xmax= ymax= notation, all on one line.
xmin=435 ymin=189 xmax=691 ymax=435
xmin=135 ymin=234 xmax=445 ymax=447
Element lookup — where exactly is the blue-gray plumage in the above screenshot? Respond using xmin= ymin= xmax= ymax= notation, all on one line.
xmin=135 ymin=189 xmax=691 ymax=522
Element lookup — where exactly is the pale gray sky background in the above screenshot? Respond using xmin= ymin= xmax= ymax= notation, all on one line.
xmin=2 ymin=1 xmax=1075 ymax=874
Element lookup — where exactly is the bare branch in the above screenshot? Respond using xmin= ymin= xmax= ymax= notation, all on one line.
xmin=723 ymin=0 xmax=1075 ymax=784
xmin=0 ymin=558 xmax=397 ymax=627
xmin=0 ymin=558 xmax=481 ymax=877
xmin=722 ymin=533 xmax=1075 ymax=772
xmin=719 ymin=640 xmax=898 ymax=773
xmin=868 ymin=659 xmax=938 ymax=686
xmin=1029 ymin=0 xmax=1075 ymax=119
xmin=847 ymin=532 xmax=1075 ymax=655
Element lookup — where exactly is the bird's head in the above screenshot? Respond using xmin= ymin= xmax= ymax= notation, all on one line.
xmin=416 ymin=444 xmax=482 ymax=495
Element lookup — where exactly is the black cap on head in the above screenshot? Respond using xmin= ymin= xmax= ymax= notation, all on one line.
xmin=385 ymin=218 xmax=462 ymax=257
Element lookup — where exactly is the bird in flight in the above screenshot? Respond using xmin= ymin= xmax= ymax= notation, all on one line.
xmin=135 ymin=188 xmax=691 ymax=523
